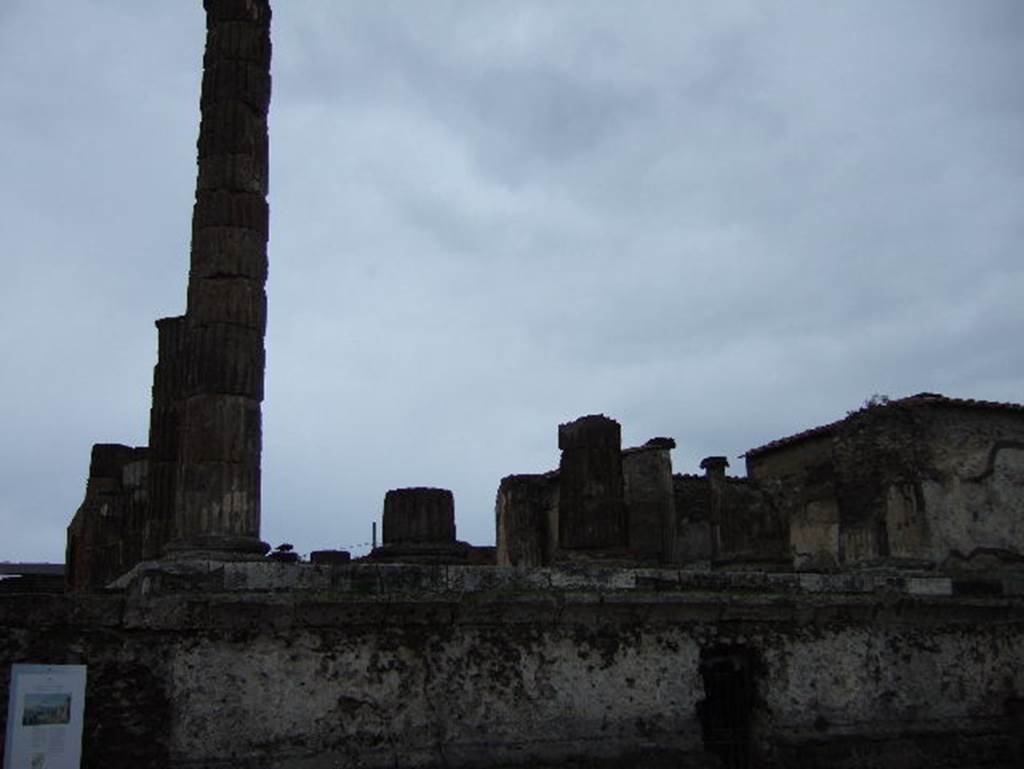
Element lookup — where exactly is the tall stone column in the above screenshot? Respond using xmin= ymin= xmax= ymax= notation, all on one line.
xmin=165 ymin=0 xmax=272 ymax=557
xmin=557 ymin=415 xmax=627 ymax=550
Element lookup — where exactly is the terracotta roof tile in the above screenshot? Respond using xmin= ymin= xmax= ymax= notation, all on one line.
xmin=744 ymin=392 xmax=1024 ymax=457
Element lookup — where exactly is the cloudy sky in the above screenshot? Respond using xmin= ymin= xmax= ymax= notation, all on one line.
xmin=2 ymin=1 xmax=1022 ymax=563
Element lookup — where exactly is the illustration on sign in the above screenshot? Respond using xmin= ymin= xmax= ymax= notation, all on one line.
xmin=3 ymin=665 xmax=86 ymax=769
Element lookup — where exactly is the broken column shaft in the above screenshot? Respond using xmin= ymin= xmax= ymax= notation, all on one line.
xmin=165 ymin=0 xmax=272 ymax=557
xmin=622 ymin=437 xmax=677 ymax=561
xmin=496 ymin=473 xmax=558 ymax=567
xmin=557 ymin=414 xmax=627 ymax=549
xmin=145 ymin=316 xmax=185 ymax=559
xmin=383 ymin=488 xmax=456 ymax=545
xmin=369 ymin=487 xmax=471 ymax=564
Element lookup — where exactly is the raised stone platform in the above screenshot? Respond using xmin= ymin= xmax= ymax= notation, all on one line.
xmin=4 ymin=564 xmax=1023 ymax=769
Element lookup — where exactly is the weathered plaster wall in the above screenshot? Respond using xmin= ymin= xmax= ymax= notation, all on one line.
xmin=672 ymin=474 xmax=712 ymax=565
xmin=832 ymin=404 xmax=1024 ymax=569
xmin=746 ymin=403 xmax=1024 ymax=573
xmin=714 ymin=479 xmax=788 ymax=569
xmin=916 ymin=409 xmax=1024 ymax=567
xmin=2 ymin=563 xmax=1022 ymax=769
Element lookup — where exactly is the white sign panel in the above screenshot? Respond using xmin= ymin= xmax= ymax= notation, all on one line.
xmin=4 ymin=665 xmax=86 ymax=769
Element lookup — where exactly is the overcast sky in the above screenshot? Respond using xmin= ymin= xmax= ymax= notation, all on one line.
xmin=1 ymin=1 xmax=1022 ymax=563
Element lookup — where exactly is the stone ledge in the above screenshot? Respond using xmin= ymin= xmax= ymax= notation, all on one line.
xmin=103 ymin=560 xmax=1018 ymax=602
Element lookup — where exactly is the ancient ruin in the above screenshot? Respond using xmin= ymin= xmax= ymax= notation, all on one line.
xmin=66 ymin=0 xmax=272 ymax=589
xmin=492 ymin=396 xmax=1024 ymax=576
xmin=5 ymin=3 xmax=1024 ymax=769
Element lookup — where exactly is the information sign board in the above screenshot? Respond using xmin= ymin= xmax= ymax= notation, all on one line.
xmin=4 ymin=665 xmax=86 ymax=769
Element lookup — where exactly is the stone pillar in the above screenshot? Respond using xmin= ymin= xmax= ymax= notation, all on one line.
xmin=144 ymin=316 xmax=185 ymax=559
xmin=165 ymin=0 xmax=272 ymax=558
xmin=622 ymin=437 xmax=677 ymax=562
xmin=496 ymin=473 xmax=558 ymax=567
xmin=369 ymin=488 xmax=470 ymax=564
xmin=382 ymin=488 xmax=456 ymax=545
xmin=701 ymin=456 xmax=729 ymax=561
xmin=557 ymin=415 xmax=626 ymax=550
xmin=701 ymin=456 xmax=729 ymax=480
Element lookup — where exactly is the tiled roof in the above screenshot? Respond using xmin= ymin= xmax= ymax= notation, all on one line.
xmin=672 ymin=472 xmax=748 ymax=483
xmin=744 ymin=392 xmax=1024 ymax=457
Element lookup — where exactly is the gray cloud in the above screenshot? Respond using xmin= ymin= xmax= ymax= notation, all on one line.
xmin=2 ymin=1 xmax=1022 ymax=560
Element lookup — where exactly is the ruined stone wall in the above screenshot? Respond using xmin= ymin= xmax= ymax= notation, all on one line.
xmin=713 ymin=479 xmax=789 ymax=570
xmin=673 ymin=472 xmax=787 ymax=570
xmin=829 ymin=401 xmax=935 ymax=566
xmin=498 ymin=419 xmax=680 ymax=566
xmin=3 ymin=564 xmax=1023 ymax=769
xmin=673 ymin=474 xmax=712 ymax=564
xmin=911 ymin=407 xmax=1024 ymax=569
xmin=744 ymin=403 xmax=1024 ymax=573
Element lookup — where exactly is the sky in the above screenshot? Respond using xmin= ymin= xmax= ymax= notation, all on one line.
xmin=1 ymin=1 xmax=1022 ymax=562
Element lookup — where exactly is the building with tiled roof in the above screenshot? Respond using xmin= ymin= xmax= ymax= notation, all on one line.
xmin=742 ymin=392 xmax=1024 ymax=572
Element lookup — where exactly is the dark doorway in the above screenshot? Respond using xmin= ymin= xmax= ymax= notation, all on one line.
xmin=697 ymin=646 xmax=756 ymax=769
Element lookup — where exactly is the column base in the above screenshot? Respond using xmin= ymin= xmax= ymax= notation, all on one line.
xmin=364 ymin=541 xmax=471 ymax=565
xmin=162 ymin=534 xmax=270 ymax=561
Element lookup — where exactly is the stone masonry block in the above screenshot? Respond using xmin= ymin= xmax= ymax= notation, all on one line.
xmin=180 ymin=394 xmax=261 ymax=464
xmin=205 ymin=19 xmax=272 ymax=65
xmin=558 ymin=414 xmax=621 ymax=450
xmin=151 ymin=316 xmax=186 ymax=404
xmin=174 ymin=460 xmax=261 ymax=540
xmin=183 ymin=323 xmax=265 ymax=399
xmin=197 ymin=100 xmax=267 ymax=164
xmin=204 ymin=0 xmax=272 ymax=26
xmin=197 ymin=153 xmax=267 ymax=196
xmin=310 ymin=550 xmax=352 ymax=565
xmin=200 ymin=59 xmax=271 ymax=116
xmin=190 ymin=226 xmax=268 ymax=281
xmin=89 ymin=444 xmax=137 ymax=480
xmin=192 ymin=190 xmax=268 ymax=238
xmin=187 ymin=278 xmax=266 ymax=332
